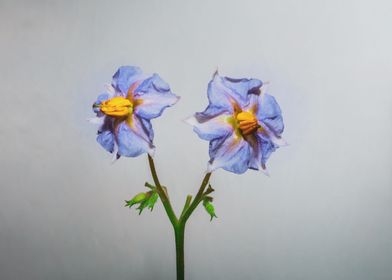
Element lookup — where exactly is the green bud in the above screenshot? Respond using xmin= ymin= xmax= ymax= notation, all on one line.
xmin=146 ymin=192 xmax=159 ymax=211
xmin=125 ymin=192 xmax=147 ymax=208
xmin=136 ymin=191 xmax=160 ymax=215
xmin=203 ymin=199 xmax=217 ymax=221
xmin=125 ymin=190 xmax=160 ymax=215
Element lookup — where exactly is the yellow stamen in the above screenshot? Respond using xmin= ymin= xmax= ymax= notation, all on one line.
xmin=236 ymin=111 xmax=259 ymax=135
xmin=100 ymin=96 xmax=133 ymax=117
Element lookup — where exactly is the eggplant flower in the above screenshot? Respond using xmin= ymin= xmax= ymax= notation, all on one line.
xmin=90 ymin=66 xmax=179 ymax=159
xmin=186 ymin=71 xmax=285 ymax=174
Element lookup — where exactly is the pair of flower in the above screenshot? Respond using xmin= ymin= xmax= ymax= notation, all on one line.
xmin=90 ymin=66 xmax=285 ymax=175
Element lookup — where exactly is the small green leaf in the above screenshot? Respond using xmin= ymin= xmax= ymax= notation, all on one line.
xmin=203 ymin=199 xmax=217 ymax=221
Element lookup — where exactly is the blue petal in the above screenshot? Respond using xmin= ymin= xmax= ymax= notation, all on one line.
xmin=207 ymin=72 xmax=263 ymax=111
xmin=116 ymin=116 xmax=155 ymax=157
xmin=208 ymin=133 xmax=252 ymax=174
xmin=222 ymin=76 xmax=263 ymax=99
xmin=186 ymin=107 xmax=233 ymax=141
xmin=96 ymin=117 xmax=115 ymax=153
xmin=263 ymin=116 xmax=284 ymax=135
xmin=112 ymin=66 xmax=144 ymax=94
xmin=260 ymin=139 xmax=277 ymax=165
xmin=256 ymin=94 xmax=284 ymax=135
xmin=140 ymin=117 xmax=154 ymax=142
xmin=133 ymin=74 xmax=179 ymax=119
xmin=97 ymin=129 xmax=115 ymax=153
xmin=247 ymin=135 xmax=262 ymax=170
xmin=256 ymin=122 xmax=286 ymax=147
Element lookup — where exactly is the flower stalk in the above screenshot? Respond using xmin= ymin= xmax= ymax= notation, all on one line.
xmin=147 ymin=155 xmax=212 ymax=280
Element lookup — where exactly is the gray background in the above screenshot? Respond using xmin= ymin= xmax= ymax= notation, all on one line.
xmin=0 ymin=0 xmax=391 ymax=279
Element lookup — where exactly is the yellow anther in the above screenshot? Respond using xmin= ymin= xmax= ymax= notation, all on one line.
xmin=236 ymin=111 xmax=255 ymax=121
xmin=236 ymin=111 xmax=259 ymax=135
xmin=100 ymin=96 xmax=133 ymax=117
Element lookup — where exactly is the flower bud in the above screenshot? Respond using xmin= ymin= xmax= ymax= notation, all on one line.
xmin=125 ymin=192 xmax=147 ymax=208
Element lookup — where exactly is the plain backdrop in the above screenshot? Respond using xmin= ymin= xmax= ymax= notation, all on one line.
xmin=0 ymin=0 xmax=391 ymax=279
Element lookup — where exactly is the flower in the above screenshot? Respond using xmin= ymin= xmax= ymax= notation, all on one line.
xmin=186 ymin=71 xmax=285 ymax=174
xmin=90 ymin=66 xmax=179 ymax=159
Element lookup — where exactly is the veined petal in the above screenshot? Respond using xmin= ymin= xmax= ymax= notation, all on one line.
xmin=116 ymin=115 xmax=155 ymax=157
xmin=241 ymin=92 xmax=261 ymax=114
xmin=247 ymin=135 xmax=262 ymax=171
xmin=133 ymin=74 xmax=179 ymax=119
xmin=97 ymin=130 xmax=115 ymax=153
xmin=208 ymin=71 xmax=263 ymax=112
xmin=95 ymin=117 xmax=116 ymax=153
xmin=260 ymin=139 xmax=277 ymax=165
xmin=185 ymin=105 xmax=234 ymax=140
xmin=112 ymin=66 xmax=145 ymax=95
xmin=258 ymin=122 xmax=288 ymax=147
xmin=263 ymin=116 xmax=284 ymax=136
xmin=207 ymin=133 xmax=251 ymax=174
xmin=256 ymin=93 xmax=284 ymax=135
xmin=185 ymin=111 xmax=233 ymax=141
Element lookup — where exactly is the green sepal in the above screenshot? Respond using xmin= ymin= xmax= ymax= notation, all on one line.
xmin=136 ymin=191 xmax=152 ymax=215
xmin=135 ymin=191 xmax=159 ymax=214
xmin=204 ymin=184 xmax=215 ymax=195
xmin=203 ymin=198 xmax=217 ymax=221
xmin=125 ymin=192 xmax=147 ymax=208
xmin=147 ymin=192 xmax=159 ymax=211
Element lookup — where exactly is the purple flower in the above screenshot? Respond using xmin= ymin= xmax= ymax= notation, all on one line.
xmin=186 ymin=71 xmax=286 ymax=175
xmin=90 ymin=66 xmax=179 ymax=159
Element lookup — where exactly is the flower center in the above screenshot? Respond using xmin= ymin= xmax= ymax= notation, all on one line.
xmin=236 ymin=111 xmax=259 ymax=135
xmin=99 ymin=96 xmax=133 ymax=117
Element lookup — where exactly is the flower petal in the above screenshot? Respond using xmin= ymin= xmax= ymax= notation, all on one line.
xmin=185 ymin=109 xmax=233 ymax=141
xmin=207 ymin=133 xmax=252 ymax=174
xmin=258 ymin=122 xmax=288 ymax=147
xmin=256 ymin=93 xmax=284 ymax=135
xmin=133 ymin=74 xmax=179 ymax=119
xmin=116 ymin=116 xmax=155 ymax=157
xmin=208 ymin=71 xmax=263 ymax=111
xmin=260 ymin=138 xmax=277 ymax=166
xmin=97 ymin=129 xmax=115 ymax=153
xmin=95 ymin=117 xmax=116 ymax=153
xmin=246 ymin=135 xmax=262 ymax=171
xmin=97 ymin=117 xmax=115 ymax=153
xmin=112 ymin=66 xmax=145 ymax=94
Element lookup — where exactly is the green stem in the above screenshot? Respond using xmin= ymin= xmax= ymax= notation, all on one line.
xmin=180 ymin=172 xmax=212 ymax=224
xmin=180 ymin=195 xmax=192 ymax=217
xmin=147 ymin=155 xmax=212 ymax=280
xmin=174 ymin=223 xmax=185 ymax=280
xmin=147 ymin=155 xmax=178 ymax=226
